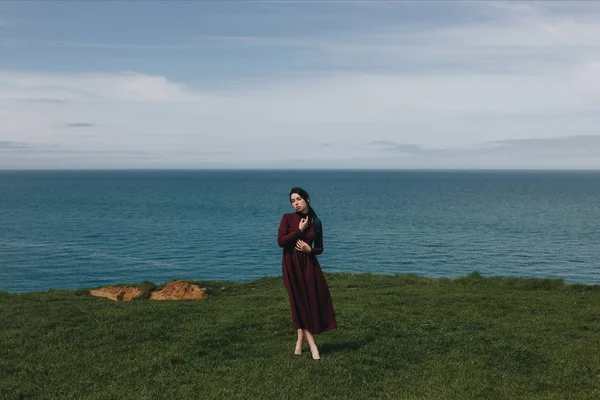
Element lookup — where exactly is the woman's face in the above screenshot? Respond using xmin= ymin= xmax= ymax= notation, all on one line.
xmin=290 ymin=193 xmax=309 ymax=214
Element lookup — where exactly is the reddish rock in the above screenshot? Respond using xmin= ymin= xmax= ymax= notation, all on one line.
xmin=89 ymin=286 xmax=141 ymax=301
xmin=149 ymin=280 xmax=208 ymax=300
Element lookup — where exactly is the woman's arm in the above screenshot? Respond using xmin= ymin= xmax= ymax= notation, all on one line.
xmin=277 ymin=214 xmax=302 ymax=247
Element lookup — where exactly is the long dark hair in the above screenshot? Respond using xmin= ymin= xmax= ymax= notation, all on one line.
xmin=289 ymin=187 xmax=322 ymax=235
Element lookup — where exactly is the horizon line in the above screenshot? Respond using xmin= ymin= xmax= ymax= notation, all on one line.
xmin=2 ymin=168 xmax=600 ymax=172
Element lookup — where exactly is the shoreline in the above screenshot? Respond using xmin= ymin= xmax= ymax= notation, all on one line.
xmin=3 ymin=271 xmax=600 ymax=295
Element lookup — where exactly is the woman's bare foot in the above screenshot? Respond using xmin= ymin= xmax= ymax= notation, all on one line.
xmin=302 ymin=329 xmax=321 ymax=360
xmin=310 ymin=346 xmax=320 ymax=360
xmin=294 ymin=342 xmax=302 ymax=355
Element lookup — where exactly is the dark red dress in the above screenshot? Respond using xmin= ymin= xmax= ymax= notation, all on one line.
xmin=277 ymin=212 xmax=337 ymax=335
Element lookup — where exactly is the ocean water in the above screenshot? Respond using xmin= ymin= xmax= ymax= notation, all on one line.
xmin=1 ymin=170 xmax=599 ymax=292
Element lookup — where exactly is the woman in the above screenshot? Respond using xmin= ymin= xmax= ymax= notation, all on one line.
xmin=277 ymin=187 xmax=337 ymax=361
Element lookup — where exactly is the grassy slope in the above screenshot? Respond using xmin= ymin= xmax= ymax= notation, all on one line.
xmin=1 ymin=272 xmax=600 ymax=400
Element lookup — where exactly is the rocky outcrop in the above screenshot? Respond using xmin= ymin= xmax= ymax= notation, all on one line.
xmin=89 ymin=286 xmax=142 ymax=301
xmin=89 ymin=280 xmax=208 ymax=301
xmin=149 ymin=280 xmax=208 ymax=300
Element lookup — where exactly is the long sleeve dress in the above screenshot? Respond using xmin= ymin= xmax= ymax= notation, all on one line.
xmin=277 ymin=212 xmax=337 ymax=335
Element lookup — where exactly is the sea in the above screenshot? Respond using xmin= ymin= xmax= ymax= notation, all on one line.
xmin=1 ymin=170 xmax=599 ymax=292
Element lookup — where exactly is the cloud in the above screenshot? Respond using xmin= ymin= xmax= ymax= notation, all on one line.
xmin=0 ymin=71 xmax=193 ymax=103
xmin=369 ymin=141 xmax=424 ymax=154
xmin=360 ymin=135 xmax=600 ymax=170
xmin=0 ymin=140 xmax=31 ymax=149
xmin=487 ymin=135 xmax=600 ymax=157
xmin=65 ymin=122 xmax=95 ymax=128
xmin=1 ymin=66 xmax=600 ymax=169
xmin=8 ymin=1 xmax=600 ymax=78
xmin=182 ymin=1 xmax=600 ymax=75
xmin=45 ymin=40 xmax=210 ymax=50
xmin=17 ymin=98 xmax=68 ymax=104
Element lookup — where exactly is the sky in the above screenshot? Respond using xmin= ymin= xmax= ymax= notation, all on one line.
xmin=1 ymin=0 xmax=600 ymax=169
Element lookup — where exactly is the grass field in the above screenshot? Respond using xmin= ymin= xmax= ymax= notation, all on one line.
xmin=2 ymin=272 xmax=600 ymax=399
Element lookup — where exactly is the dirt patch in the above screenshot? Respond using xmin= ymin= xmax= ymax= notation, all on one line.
xmin=149 ymin=280 xmax=208 ymax=300
xmin=89 ymin=286 xmax=141 ymax=301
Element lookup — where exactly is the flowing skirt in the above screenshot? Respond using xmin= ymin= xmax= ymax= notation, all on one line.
xmin=282 ymin=250 xmax=337 ymax=334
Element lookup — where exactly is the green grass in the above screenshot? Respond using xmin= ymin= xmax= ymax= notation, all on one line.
xmin=2 ymin=272 xmax=600 ymax=399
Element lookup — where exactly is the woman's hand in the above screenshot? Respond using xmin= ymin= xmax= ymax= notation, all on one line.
xmin=295 ymin=240 xmax=311 ymax=253
xmin=299 ymin=216 xmax=309 ymax=231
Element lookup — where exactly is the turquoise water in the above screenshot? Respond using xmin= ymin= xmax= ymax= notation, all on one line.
xmin=1 ymin=170 xmax=599 ymax=292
